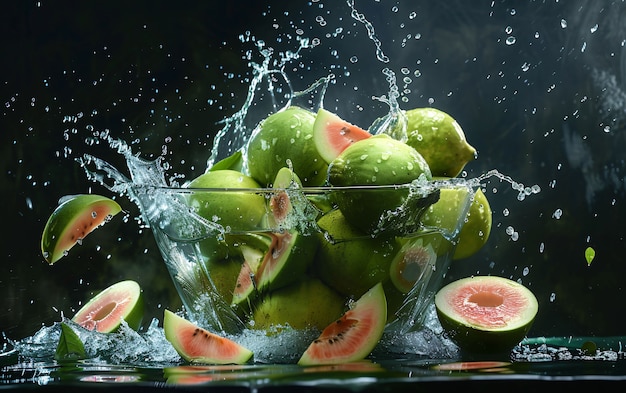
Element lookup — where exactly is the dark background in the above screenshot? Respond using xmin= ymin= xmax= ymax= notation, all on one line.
xmin=2 ymin=0 xmax=625 ymax=342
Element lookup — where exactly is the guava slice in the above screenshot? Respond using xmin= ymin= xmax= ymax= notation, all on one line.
xmin=297 ymin=282 xmax=387 ymax=366
xmin=231 ymin=244 xmax=266 ymax=311
xmin=389 ymin=237 xmax=438 ymax=294
xmin=71 ymin=280 xmax=144 ymax=333
xmin=312 ymin=108 xmax=371 ymax=164
xmin=163 ymin=309 xmax=253 ymax=364
xmin=41 ymin=194 xmax=122 ymax=264
xmin=434 ymin=276 xmax=538 ymax=353
xmin=255 ymin=230 xmax=318 ymax=292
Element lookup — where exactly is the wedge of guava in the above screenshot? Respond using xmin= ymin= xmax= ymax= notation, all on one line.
xmin=163 ymin=309 xmax=253 ymax=365
xmin=41 ymin=194 xmax=122 ymax=264
xmin=435 ymin=275 xmax=538 ymax=353
xmin=312 ymin=108 xmax=371 ymax=164
xmin=297 ymin=282 xmax=387 ymax=366
xmin=71 ymin=280 xmax=143 ymax=333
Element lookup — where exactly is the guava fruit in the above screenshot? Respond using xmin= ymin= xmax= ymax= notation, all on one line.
xmin=255 ymin=230 xmax=318 ymax=293
xmin=388 ymin=236 xmax=438 ymax=294
xmin=434 ymin=276 xmax=538 ymax=353
xmin=297 ymin=282 xmax=387 ymax=366
xmin=41 ymin=194 xmax=122 ymax=264
xmin=230 ymin=244 xmax=267 ymax=312
xmin=251 ymin=278 xmax=346 ymax=331
xmin=163 ymin=309 xmax=253 ymax=364
xmin=71 ymin=280 xmax=144 ymax=333
xmin=420 ymin=184 xmax=492 ymax=260
xmin=246 ymin=106 xmax=328 ymax=186
xmin=327 ymin=133 xmax=432 ymax=233
xmin=186 ymin=169 xmax=267 ymax=232
xmin=312 ymin=108 xmax=372 ymax=164
xmin=404 ymin=107 xmax=477 ymax=177
xmin=314 ymin=209 xmax=397 ymax=299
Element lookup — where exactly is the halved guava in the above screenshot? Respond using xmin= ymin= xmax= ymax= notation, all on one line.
xmin=312 ymin=108 xmax=371 ymax=164
xmin=163 ymin=309 xmax=253 ymax=364
xmin=434 ymin=276 xmax=539 ymax=353
xmin=297 ymin=282 xmax=387 ymax=366
xmin=41 ymin=194 xmax=122 ymax=264
xmin=71 ymin=280 xmax=144 ymax=333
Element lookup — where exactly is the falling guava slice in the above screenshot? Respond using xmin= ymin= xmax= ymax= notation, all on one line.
xmin=297 ymin=282 xmax=387 ymax=366
xmin=71 ymin=280 xmax=144 ymax=333
xmin=328 ymin=134 xmax=432 ymax=234
xmin=251 ymin=278 xmax=346 ymax=331
xmin=434 ymin=276 xmax=538 ymax=353
xmin=163 ymin=309 xmax=253 ymax=364
xmin=315 ymin=208 xmax=397 ymax=299
xmin=186 ymin=169 xmax=267 ymax=232
xmin=312 ymin=108 xmax=372 ymax=164
xmin=404 ymin=107 xmax=477 ymax=177
xmin=268 ymin=166 xmax=302 ymax=228
xmin=246 ymin=106 xmax=328 ymax=186
xmin=41 ymin=194 xmax=122 ymax=264
xmin=421 ymin=183 xmax=492 ymax=260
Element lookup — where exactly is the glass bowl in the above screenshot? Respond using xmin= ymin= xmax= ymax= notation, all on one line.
xmin=130 ymin=180 xmax=475 ymax=342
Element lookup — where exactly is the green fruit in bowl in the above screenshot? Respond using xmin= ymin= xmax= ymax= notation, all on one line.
xmin=251 ymin=278 xmax=346 ymax=331
xmin=186 ymin=169 xmax=267 ymax=232
xmin=314 ymin=208 xmax=397 ymax=299
xmin=420 ymin=184 xmax=492 ymax=260
xmin=404 ymin=107 xmax=476 ymax=177
xmin=246 ymin=106 xmax=328 ymax=186
xmin=327 ymin=133 xmax=432 ymax=234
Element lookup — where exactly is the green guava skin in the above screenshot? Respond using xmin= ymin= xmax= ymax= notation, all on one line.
xmin=314 ymin=208 xmax=397 ymax=299
xmin=186 ymin=169 xmax=268 ymax=232
xmin=404 ymin=107 xmax=477 ymax=178
xmin=251 ymin=278 xmax=346 ymax=331
xmin=420 ymin=183 xmax=492 ymax=260
xmin=246 ymin=106 xmax=328 ymax=187
xmin=41 ymin=194 xmax=122 ymax=264
xmin=327 ymin=134 xmax=432 ymax=234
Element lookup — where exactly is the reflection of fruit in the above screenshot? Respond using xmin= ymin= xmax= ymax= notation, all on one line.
xmin=328 ymin=134 xmax=432 ymax=233
xmin=312 ymin=108 xmax=371 ymax=164
xmin=187 ymin=169 xmax=267 ymax=231
xmin=421 ymin=185 xmax=492 ymax=260
xmin=405 ymin=107 xmax=476 ymax=177
xmin=41 ymin=194 xmax=122 ymax=264
xmin=298 ymin=282 xmax=387 ymax=366
xmin=246 ymin=106 xmax=327 ymax=186
xmin=389 ymin=236 xmax=438 ymax=294
xmin=163 ymin=310 xmax=253 ymax=364
xmin=315 ymin=209 xmax=397 ymax=298
xmin=434 ymin=276 xmax=538 ymax=353
xmin=71 ymin=280 xmax=143 ymax=333
xmin=252 ymin=278 xmax=345 ymax=331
